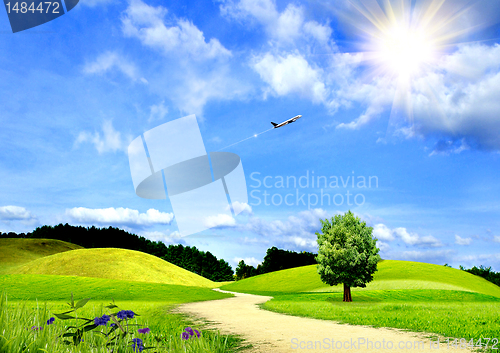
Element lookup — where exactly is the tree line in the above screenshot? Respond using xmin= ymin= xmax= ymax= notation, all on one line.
xmin=235 ymin=246 xmax=317 ymax=280
xmin=1 ymin=225 xmax=318 ymax=283
xmin=0 ymin=224 xmax=234 ymax=282
xmin=458 ymin=265 xmax=500 ymax=287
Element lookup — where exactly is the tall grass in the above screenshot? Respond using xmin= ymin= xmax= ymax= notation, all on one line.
xmin=0 ymin=293 xmax=244 ymax=353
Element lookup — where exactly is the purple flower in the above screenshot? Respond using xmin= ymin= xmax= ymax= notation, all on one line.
xmin=194 ymin=329 xmax=200 ymax=338
xmin=117 ymin=310 xmax=135 ymax=320
xmin=138 ymin=328 xmax=150 ymax=334
xmin=185 ymin=327 xmax=194 ymax=337
xmin=181 ymin=332 xmax=190 ymax=340
xmin=31 ymin=326 xmax=43 ymax=331
xmin=94 ymin=314 xmax=111 ymax=326
xmin=131 ymin=338 xmax=144 ymax=352
xmin=46 ymin=317 xmax=55 ymax=325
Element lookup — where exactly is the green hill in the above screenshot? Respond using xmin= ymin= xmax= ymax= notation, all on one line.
xmin=7 ymin=248 xmax=220 ymax=288
xmin=221 ymin=260 xmax=500 ymax=297
xmin=0 ymin=238 xmax=83 ymax=273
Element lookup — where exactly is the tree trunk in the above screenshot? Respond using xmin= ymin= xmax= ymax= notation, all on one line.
xmin=343 ymin=283 xmax=352 ymax=302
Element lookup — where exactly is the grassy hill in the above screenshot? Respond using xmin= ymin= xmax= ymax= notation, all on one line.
xmin=0 ymin=238 xmax=83 ymax=274
xmin=221 ymin=260 xmax=500 ymax=297
xmin=7 ymin=247 xmax=220 ymax=288
xmin=0 ymin=274 xmax=231 ymax=302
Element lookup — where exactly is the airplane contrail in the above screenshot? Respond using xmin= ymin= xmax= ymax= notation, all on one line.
xmin=216 ymin=127 xmax=274 ymax=151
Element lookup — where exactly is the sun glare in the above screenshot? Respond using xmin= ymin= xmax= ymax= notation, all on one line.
xmin=344 ymin=0 xmax=479 ymax=128
xmin=347 ymin=0 xmax=476 ymax=82
xmin=377 ymin=25 xmax=435 ymax=79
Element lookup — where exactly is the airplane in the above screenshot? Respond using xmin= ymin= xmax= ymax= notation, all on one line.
xmin=271 ymin=115 xmax=302 ymax=128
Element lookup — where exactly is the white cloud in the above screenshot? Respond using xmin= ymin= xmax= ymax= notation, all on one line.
xmin=493 ymin=235 xmax=500 ymax=243
xmin=252 ymin=53 xmax=327 ymax=103
xmin=440 ymin=43 xmax=500 ymax=81
xmin=335 ymin=76 xmax=396 ymax=130
xmin=230 ymin=201 xmax=252 ymax=215
xmin=233 ymin=256 xmax=261 ymax=267
xmin=76 ymin=120 xmax=128 ymax=154
xmin=117 ymin=0 xmax=250 ymax=118
xmin=220 ymin=0 xmax=337 ymax=109
xmin=372 ymin=223 xmax=395 ymax=241
xmin=455 ymin=234 xmax=472 ymax=246
xmin=335 ymin=43 xmax=500 ymax=151
xmin=0 ymin=206 xmax=36 ymax=221
xmin=83 ymin=51 xmax=146 ymax=83
xmin=149 ymin=100 xmax=169 ymax=122
xmin=122 ymin=0 xmax=231 ymax=60
xmin=371 ymin=223 xmax=443 ymax=248
xmin=393 ymin=227 xmax=443 ymax=247
xmin=65 ymin=207 xmax=174 ymax=227
xmin=239 ymin=208 xmax=330 ymax=252
xmin=203 ymin=214 xmax=236 ymax=228
xmin=377 ymin=240 xmax=390 ymax=252
xmin=220 ymin=0 xmax=331 ymax=47
xmin=429 ymin=139 xmax=470 ymax=156
xmin=167 ymin=66 xmax=249 ymax=118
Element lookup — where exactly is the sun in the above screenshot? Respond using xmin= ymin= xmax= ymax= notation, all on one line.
xmin=375 ymin=24 xmax=435 ymax=79
xmin=343 ymin=0 xmax=478 ymax=127
xmin=347 ymin=0 xmax=476 ymax=81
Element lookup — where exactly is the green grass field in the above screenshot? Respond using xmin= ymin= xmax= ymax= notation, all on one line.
xmin=220 ymin=260 xmax=500 ymax=297
xmin=0 ymin=293 xmax=245 ymax=353
xmin=2 ymin=238 xmax=500 ymax=352
xmin=221 ymin=260 xmax=500 ymax=352
xmin=0 ymin=239 xmax=243 ymax=353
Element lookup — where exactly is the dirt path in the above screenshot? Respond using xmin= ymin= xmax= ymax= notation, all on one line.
xmin=174 ymin=289 xmax=473 ymax=353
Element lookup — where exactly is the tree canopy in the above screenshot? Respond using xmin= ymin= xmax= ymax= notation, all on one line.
xmin=316 ymin=211 xmax=381 ymax=302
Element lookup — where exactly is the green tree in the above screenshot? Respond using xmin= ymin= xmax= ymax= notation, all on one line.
xmin=316 ymin=211 xmax=381 ymax=302
xmin=235 ymin=260 xmax=257 ymax=280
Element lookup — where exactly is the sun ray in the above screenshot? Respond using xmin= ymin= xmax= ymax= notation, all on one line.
xmin=339 ymin=0 xmax=483 ymax=136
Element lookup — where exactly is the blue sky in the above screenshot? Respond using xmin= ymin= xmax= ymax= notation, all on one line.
xmin=1 ymin=0 xmax=500 ymax=271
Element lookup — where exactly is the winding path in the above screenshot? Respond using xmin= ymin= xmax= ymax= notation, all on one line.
xmin=175 ymin=289 xmax=472 ymax=352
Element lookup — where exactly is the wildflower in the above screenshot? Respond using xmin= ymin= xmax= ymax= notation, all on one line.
xmin=117 ymin=310 xmax=135 ymax=320
xmin=183 ymin=327 xmax=200 ymax=338
xmin=138 ymin=328 xmax=150 ymax=334
xmin=46 ymin=317 xmax=55 ymax=325
xmin=94 ymin=314 xmax=111 ymax=326
xmin=185 ymin=327 xmax=194 ymax=337
xmin=181 ymin=331 xmax=190 ymax=340
xmin=31 ymin=326 xmax=43 ymax=331
xmin=131 ymin=338 xmax=144 ymax=352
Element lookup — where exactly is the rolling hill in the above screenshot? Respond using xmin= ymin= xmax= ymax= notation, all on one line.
xmin=7 ymin=247 xmax=220 ymax=288
xmin=0 ymin=238 xmax=83 ymax=273
xmin=220 ymin=260 xmax=500 ymax=297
